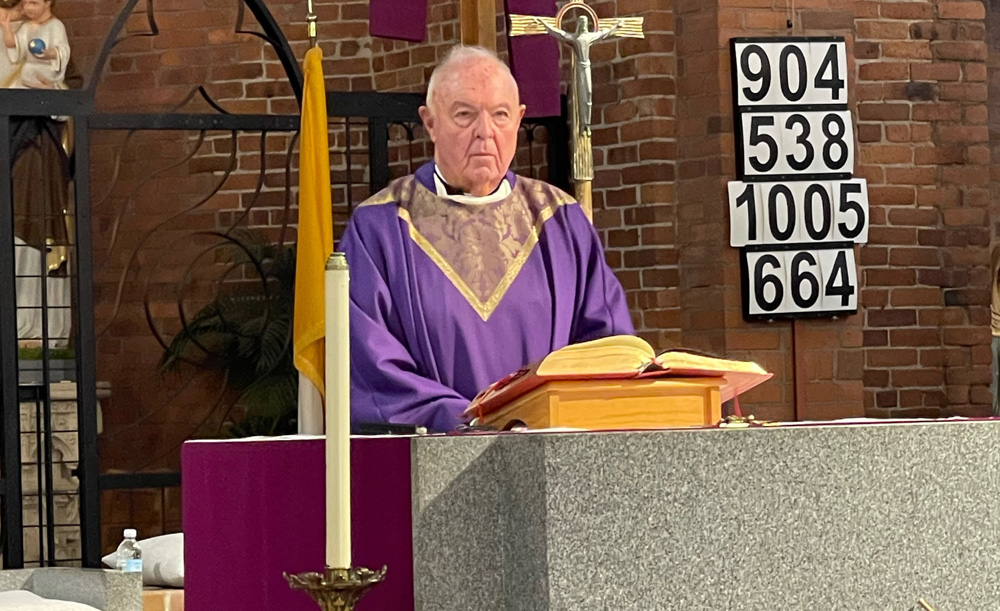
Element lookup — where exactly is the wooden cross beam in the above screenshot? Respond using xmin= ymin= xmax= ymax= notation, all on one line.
xmin=460 ymin=0 xmax=497 ymax=51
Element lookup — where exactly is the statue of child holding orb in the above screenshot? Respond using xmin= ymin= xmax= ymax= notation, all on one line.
xmin=0 ymin=0 xmax=74 ymax=344
xmin=0 ymin=0 xmax=70 ymax=89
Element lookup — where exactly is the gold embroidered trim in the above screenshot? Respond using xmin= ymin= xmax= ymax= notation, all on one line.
xmin=359 ymin=172 xmax=575 ymax=322
xmin=357 ymin=178 xmax=412 ymax=208
xmin=399 ymin=203 xmax=559 ymax=321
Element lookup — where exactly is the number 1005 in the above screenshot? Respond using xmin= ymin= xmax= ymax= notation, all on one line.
xmin=728 ymin=179 xmax=868 ymax=247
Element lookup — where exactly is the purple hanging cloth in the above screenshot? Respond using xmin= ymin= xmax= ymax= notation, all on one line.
xmin=505 ymin=0 xmax=561 ymax=118
xmin=370 ymin=0 xmax=428 ymax=42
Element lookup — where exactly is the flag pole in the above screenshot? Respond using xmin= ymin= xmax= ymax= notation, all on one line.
xmin=307 ymin=0 xmax=318 ymax=48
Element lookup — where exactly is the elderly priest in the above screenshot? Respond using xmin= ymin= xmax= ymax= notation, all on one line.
xmin=340 ymin=45 xmax=634 ymax=432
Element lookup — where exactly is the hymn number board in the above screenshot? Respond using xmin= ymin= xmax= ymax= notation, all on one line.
xmin=729 ymin=37 xmax=868 ymax=320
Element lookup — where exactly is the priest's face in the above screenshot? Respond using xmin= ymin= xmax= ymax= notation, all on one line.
xmin=420 ymin=57 xmax=526 ymax=197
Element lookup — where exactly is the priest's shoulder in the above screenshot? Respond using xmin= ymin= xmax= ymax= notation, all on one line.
xmin=355 ymin=175 xmax=418 ymax=211
xmin=514 ymin=174 xmax=577 ymax=209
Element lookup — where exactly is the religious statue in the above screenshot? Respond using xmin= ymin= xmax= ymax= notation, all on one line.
xmin=0 ymin=1 xmax=19 ymax=87
xmin=0 ymin=0 xmax=75 ymax=344
xmin=0 ymin=0 xmax=70 ymax=89
xmin=536 ymin=15 xmax=619 ymax=135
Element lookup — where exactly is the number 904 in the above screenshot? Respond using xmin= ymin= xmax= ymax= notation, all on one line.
xmin=734 ymin=40 xmax=848 ymax=106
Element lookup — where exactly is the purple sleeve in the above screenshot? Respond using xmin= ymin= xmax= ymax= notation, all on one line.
xmin=566 ymin=205 xmax=636 ymax=343
xmin=340 ymin=217 xmax=468 ymax=432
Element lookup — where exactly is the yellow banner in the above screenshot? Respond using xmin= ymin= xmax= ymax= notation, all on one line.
xmin=293 ymin=46 xmax=333 ymax=401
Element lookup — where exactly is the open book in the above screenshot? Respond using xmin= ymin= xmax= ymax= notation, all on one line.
xmin=465 ymin=335 xmax=772 ymax=419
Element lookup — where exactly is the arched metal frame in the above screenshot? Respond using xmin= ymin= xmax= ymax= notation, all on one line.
xmin=0 ymin=0 xmax=569 ymax=569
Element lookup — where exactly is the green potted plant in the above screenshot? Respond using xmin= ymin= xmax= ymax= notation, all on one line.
xmin=159 ymin=231 xmax=298 ymax=437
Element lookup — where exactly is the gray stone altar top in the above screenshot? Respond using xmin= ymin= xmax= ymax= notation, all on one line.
xmin=409 ymin=420 xmax=1000 ymax=610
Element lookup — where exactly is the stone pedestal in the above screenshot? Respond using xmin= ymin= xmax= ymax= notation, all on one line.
xmin=3 ymin=381 xmax=109 ymax=566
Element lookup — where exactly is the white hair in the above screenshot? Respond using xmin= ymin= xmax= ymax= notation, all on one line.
xmin=424 ymin=45 xmax=518 ymax=109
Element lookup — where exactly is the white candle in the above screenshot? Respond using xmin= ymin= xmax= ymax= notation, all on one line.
xmin=324 ymin=252 xmax=351 ymax=569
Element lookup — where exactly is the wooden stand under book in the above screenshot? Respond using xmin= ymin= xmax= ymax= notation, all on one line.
xmin=466 ymin=335 xmax=773 ymax=431
xmin=477 ymin=377 xmax=724 ymax=431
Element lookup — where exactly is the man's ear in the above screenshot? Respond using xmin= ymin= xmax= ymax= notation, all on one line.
xmin=418 ymin=105 xmax=436 ymax=143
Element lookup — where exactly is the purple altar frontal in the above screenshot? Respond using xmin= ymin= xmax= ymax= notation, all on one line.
xmin=182 ymin=436 xmax=414 ymax=611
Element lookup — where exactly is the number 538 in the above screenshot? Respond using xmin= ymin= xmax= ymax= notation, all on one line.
xmin=739 ymin=110 xmax=854 ymax=177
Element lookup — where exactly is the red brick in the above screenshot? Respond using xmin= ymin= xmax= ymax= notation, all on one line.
xmin=964 ymin=62 xmax=987 ymax=82
xmin=888 ymin=247 xmax=942 ymax=267
xmin=886 ymin=167 xmax=937 ymax=185
xmin=885 ymin=124 xmax=911 ymax=142
xmin=912 ymin=103 xmax=962 ymax=121
xmin=956 ymin=105 xmax=988 ymax=128
xmin=939 ymin=82 xmax=988 ymax=102
xmin=940 ymin=166 xmax=988 ymax=186
xmin=890 ymin=287 xmax=943 ymax=307
xmin=856 ymin=20 xmax=910 ymax=40
xmin=857 ymin=123 xmax=882 ymax=143
xmin=866 ymin=267 xmax=918 ymax=285
xmin=893 ymin=369 xmax=945 ymax=387
xmin=937 ymin=124 xmax=989 ymax=143
xmin=933 ymin=41 xmax=988 ymax=61
xmin=943 ymin=208 xmax=987 ymax=226
xmin=859 ymin=62 xmax=909 ymax=81
xmin=909 ymin=62 xmax=961 ymax=82
xmin=860 ymin=145 xmax=912 ymax=165
xmin=914 ymin=145 xmax=964 ymax=165
xmin=855 ymin=2 xmax=880 ymax=18
xmin=881 ymin=41 xmax=932 ymax=60
xmin=869 ymin=186 xmax=915 ymax=206
xmin=938 ymin=2 xmax=986 ymax=20
xmin=881 ymin=4 xmax=933 ymax=19
xmin=886 ymin=207 xmax=938 ymax=226
xmin=799 ymin=10 xmax=854 ymax=30
xmin=867 ymin=349 xmax=919 ymax=367
xmin=855 ymin=41 xmax=880 ymax=59
xmin=857 ymin=103 xmax=910 ymax=121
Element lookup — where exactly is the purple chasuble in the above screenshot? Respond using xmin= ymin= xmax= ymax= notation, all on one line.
xmin=339 ymin=163 xmax=634 ymax=432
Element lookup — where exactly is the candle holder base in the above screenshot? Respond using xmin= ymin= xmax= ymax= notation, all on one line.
xmin=284 ymin=565 xmax=386 ymax=611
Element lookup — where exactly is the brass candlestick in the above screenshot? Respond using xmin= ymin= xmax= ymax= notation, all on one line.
xmin=285 ymin=566 xmax=386 ymax=611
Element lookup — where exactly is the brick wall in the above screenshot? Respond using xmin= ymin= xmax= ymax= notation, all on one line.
xmin=854 ymin=0 xmax=992 ymax=415
xmin=588 ymin=1 xmax=680 ymax=346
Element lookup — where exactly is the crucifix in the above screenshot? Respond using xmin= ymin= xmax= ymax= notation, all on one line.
xmin=510 ymin=2 xmax=643 ymax=220
xmin=461 ymin=0 xmax=498 ymax=51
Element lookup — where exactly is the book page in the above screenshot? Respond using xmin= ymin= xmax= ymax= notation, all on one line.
xmin=536 ymin=335 xmax=655 ymax=377
xmin=651 ymin=349 xmax=769 ymax=375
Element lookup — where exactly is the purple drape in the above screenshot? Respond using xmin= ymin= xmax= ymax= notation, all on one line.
xmin=505 ymin=0 xmax=561 ymax=118
xmin=183 ymin=437 xmax=414 ymax=611
xmin=370 ymin=0 xmax=427 ymax=42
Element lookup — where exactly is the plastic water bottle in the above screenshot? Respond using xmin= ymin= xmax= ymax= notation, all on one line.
xmin=115 ymin=529 xmax=142 ymax=573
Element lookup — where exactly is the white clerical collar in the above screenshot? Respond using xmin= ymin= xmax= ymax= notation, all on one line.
xmin=432 ymin=164 xmax=511 ymax=205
